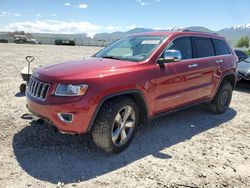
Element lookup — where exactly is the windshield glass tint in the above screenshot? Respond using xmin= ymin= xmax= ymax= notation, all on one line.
xmin=95 ymin=36 xmax=166 ymax=62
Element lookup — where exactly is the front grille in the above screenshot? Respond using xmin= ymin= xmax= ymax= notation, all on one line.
xmin=28 ymin=77 xmax=50 ymax=100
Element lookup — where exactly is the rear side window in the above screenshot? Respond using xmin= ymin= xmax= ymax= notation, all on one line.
xmin=166 ymin=37 xmax=192 ymax=59
xmin=213 ymin=39 xmax=231 ymax=55
xmin=192 ymin=37 xmax=215 ymax=58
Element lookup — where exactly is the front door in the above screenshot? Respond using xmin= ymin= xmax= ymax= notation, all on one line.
xmin=154 ymin=36 xmax=217 ymax=114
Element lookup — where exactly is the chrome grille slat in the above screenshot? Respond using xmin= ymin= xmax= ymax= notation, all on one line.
xmin=31 ymin=80 xmax=36 ymax=94
xmin=28 ymin=79 xmax=32 ymax=92
xmin=33 ymin=82 xmax=38 ymax=95
xmin=30 ymin=79 xmax=35 ymax=93
xmin=36 ymin=82 xmax=42 ymax=97
xmin=40 ymin=84 xmax=46 ymax=98
xmin=27 ymin=77 xmax=50 ymax=100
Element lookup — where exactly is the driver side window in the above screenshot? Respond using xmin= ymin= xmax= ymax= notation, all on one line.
xmin=165 ymin=37 xmax=192 ymax=60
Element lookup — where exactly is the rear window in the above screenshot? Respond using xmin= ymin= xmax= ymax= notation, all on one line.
xmin=193 ymin=37 xmax=215 ymax=58
xmin=213 ymin=39 xmax=231 ymax=55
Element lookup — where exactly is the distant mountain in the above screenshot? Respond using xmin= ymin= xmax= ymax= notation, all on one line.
xmin=218 ymin=23 xmax=250 ymax=45
xmin=94 ymin=28 xmax=154 ymax=40
xmin=94 ymin=24 xmax=250 ymax=46
xmin=93 ymin=26 xmax=216 ymax=41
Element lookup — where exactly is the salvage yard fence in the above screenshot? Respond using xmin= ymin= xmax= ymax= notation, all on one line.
xmin=0 ymin=35 xmax=114 ymax=47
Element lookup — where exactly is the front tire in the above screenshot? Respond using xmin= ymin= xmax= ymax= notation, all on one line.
xmin=208 ymin=81 xmax=233 ymax=114
xmin=92 ymin=97 xmax=139 ymax=153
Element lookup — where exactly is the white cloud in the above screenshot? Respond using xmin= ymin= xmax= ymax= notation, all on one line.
xmin=14 ymin=13 xmax=21 ymax=17
xmin=1 ymin=11 xmax=21 ymax=17
xmin=127 ymin=25 xmax=137 ymax=30
xmin=86 ymin=32 xmax=97 ymax=38
xmin=36 ymin=14 xmax=42 ymax=18
xmin=51 ymin=14 xmax=58 ymax=17
xmin=1 ymin=11 xmax=7 ymax=15
xmin=107 ymin=26 xmax=115 ymax=30
xmin=64 ymin=2 xmax=88 ymax=9
xmin=153 ymin=27 xmax=162 ymax=30
xmin=78 ymin=4 xmax=88 ymax=9
xmin=137 ymin=0 xmax=147 ymax=6
xmin=0 ymin=20 xmax=102 ymax=36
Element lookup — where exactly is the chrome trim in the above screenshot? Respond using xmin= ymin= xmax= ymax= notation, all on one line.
xmin=216 ymin=59 xmax=224 ymax=63
xmin=156 ymin=35 xmax=233 ymax=64
xmin=57 ymin=113 xmax=74 ymax=123
xmin=188 ymin=64 xmax=198 ymax=68
xmin=160 ymin=94 xmax=183 ymax=102
xmin=163 ymin=49 xmax=182 ymax=62
xmin=27 ymin=77 xmax=50 ymax=101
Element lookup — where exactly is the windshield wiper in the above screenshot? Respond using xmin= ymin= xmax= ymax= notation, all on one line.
xmin=101 ymin=56 xmax=123 ymax=60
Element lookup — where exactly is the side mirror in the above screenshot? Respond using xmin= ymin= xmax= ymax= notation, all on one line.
xmin=158 ymin=50 xmax=182 ymax=64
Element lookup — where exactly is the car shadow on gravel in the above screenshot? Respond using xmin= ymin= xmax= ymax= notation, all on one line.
xmin=15 ymin=92 xmax=26 ymax=97
xmin=13 ymin=105 xmax=236 ymax=184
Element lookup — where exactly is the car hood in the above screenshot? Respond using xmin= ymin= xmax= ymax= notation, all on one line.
xmin=35 ymin=57 xmax=138 ymax=83
xmin=237 ymin=60 xmax=250 ymax=75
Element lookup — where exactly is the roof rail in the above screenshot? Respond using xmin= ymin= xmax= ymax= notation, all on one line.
xmin=180 ymin=29 xmax=218 ymax=35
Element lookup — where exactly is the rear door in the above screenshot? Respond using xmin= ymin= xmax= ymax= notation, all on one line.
xmin=154 ymin=36 xmax=210 ymax=113
xmin=179 ymin=36 xmax=219 ymax=102
xmin=212 ymin=38 xmax=233 ymax=68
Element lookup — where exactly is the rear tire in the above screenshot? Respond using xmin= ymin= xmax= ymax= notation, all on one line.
xmin=208 ymin=81 xmax=233 ymax=114
xmin=92 ymin=97 xmax=139 ymax=153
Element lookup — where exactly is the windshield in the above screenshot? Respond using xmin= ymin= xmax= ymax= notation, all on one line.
xmin=94 ymin=35 xmax=166 ymax=62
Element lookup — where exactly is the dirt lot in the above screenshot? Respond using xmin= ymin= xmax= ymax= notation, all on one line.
xmin=0 ymin=43 xmax=249 ymax=188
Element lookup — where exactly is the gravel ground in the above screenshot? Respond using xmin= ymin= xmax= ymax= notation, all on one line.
xmin=0 ymin=43 xmax=249 ymax=188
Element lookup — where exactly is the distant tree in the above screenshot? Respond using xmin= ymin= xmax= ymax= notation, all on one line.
xmin=236 ymin=36 xmax=249 ymax=48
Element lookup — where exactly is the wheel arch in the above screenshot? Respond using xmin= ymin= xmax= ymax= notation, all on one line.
xmin=87 ymin=90 xmax=149 ymax=132
xmin=213 ymin=73 xmax=236 ymax=99
xmin=220 ymin=73 xmax=237 ymax=89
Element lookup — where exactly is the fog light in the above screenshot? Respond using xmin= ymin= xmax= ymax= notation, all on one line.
xmin=58 ymin=113 xmax=74 ymax=123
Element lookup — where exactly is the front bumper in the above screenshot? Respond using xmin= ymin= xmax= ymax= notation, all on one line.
xmin=26 ymin=94 xmax=95 ymax=134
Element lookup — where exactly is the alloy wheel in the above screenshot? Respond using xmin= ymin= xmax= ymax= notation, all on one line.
xmin=111 ymin=106 xmax=136 ymax=147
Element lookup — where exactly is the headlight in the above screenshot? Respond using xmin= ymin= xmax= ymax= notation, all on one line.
xmin=55 ymin=84 xmax=88 ymax=96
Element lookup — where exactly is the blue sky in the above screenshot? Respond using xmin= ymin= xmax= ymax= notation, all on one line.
xmin=0 ymin=0 xmax=249 ymax=36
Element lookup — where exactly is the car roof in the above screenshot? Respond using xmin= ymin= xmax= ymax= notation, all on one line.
xmin=129 ymin=31 xmax=225 ymax=40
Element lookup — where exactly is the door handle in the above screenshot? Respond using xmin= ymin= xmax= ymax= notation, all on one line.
xmin=216 ymin=59 xmax=223 ymax=63
xmin=188 ymin=64 xmax=198 ymax=68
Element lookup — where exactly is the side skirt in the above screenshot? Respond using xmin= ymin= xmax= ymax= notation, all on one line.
xmin=149 ymin=99 xmax=211 ymax=121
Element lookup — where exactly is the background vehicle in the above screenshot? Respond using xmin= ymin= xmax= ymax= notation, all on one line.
xmin=26 ymin=31 xmax=237 ymax=153
xmin=55 ymin=39 xmax=75 ymax=46
xmin=237 ymin=56 xmax=250 ymax=82
xmin=0 ymin=39 xmax=8 ymax=43
xmin=14 ymin=35 xmax=38 ymax=44
xmin=234 ymin=50 xmax=248 ymax=61
xmin=234 ymin=50 xmax=250 ymax=82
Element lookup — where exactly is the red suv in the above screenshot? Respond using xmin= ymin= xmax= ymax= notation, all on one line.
xmin=26 ymin=31 xmax=238 ymax=153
